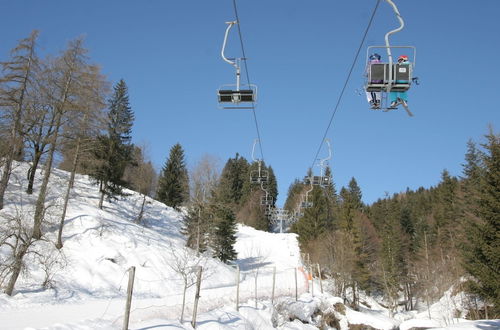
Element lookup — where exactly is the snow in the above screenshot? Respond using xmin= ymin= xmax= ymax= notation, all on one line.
xmin=0 ymin=162 xmax=499 ymax=329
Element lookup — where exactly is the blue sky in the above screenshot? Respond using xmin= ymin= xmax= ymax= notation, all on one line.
xmin=1 ymin=0 xmax=499 ymax=207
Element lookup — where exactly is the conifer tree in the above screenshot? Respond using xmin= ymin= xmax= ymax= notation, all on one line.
xmin=210 ymin=204 xmax=238 ymax=263
xmin=337 ymin=177 xmax=367 ymax=307
xmin=157 ymin=143 xmax=189 ymax=209
xmin=461 ymin=140 xmax=484 ymax=213
xmin=379 ymin=199 xmax=404 ymax=313
xmin=92 ymin=79 xmax=134 ymax=209
xmin=182 ymin=204 xmax=211 ymax=253
xmin=291 ymin=186 xmax=330 ymax=243
xmin=462 ymin=130 xmax=500 ymax=316
xmin=216 ymin=153 xmax=249 ymax=208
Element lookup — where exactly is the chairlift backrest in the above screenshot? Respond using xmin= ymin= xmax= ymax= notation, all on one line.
xmin=260 ymin=195 xmax=274 ymax=206
xmin=367 ymin=63 xmax=412 ymax=92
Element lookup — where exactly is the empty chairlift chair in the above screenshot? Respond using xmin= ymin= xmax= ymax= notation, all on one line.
xmin=217 ymin=21 xmax=257 ymax=109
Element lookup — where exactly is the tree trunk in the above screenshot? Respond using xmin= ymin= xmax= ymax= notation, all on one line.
xmin=135 ymin=194 xmax=147 ymax=224
xmin=56 ymin=137 xmax=81 ymax=249
xmin=181 ymin=281 xmax=187 ymax=323
xmin=5 ymin=242 xmax=30 ymax=296
xmin=33 ymin=110 xmax=63 ymax=239
xmin=0 ymin=156 xmax=14 ymax=210
xmin=98 ymin=181 xmax=105 ymax=209
xmin=26 ymin=149 xmax=42 ymax=195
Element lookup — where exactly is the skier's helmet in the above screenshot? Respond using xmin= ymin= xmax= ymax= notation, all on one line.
xmin=369 ymin=53 xmax=381 ymax=61
xmin=398 ymin=55 xmax=409 ymax=62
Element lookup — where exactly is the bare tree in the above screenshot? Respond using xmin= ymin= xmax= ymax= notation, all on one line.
xmin=56 ymin=64 xmax=108 ymax=248
xmin=166 ymin=243 xmax=208 ymax=323
xmin=184 ymin=155 xmax=220 ymax=252
xmin=0 ymin=30 xmax=40 ymax=209
xmin=32 ymin=37 xmax=90 ymax=239
xmin=122 ymin=145 xmax=156 ymax=224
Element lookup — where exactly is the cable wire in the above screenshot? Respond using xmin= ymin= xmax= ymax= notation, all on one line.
xmin=231 ymin=0 xmax=265 ymax=161
xmin=310 ymin=0 xmax=381 ymax=169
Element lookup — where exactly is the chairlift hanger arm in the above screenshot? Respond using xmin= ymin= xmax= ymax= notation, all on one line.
xmin=251 ymin=138 xmax=260 ymax=162
xmin=318 ymin=139 xmax=332 ymax=166
xmin=384 ymin=0 xmax=405 ymax=63
xmin=221 ymin=21 xmax=238 ymax=69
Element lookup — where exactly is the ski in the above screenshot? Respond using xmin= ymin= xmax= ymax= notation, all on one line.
xmin=400 ymin=101 xmax=414 ymax=117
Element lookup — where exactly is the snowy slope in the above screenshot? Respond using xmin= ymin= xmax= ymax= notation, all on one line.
xmin=0 ymin=162 xmax=499 ymax=330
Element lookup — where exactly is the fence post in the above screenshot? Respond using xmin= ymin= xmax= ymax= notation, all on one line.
xmin=294 ymin=267 xmax=298 ymax=301
xmin=122 ymin=266 xmax=136 ymax=330
xmin=271 ymin=266 xmax=276 ymax=304
xmin=317 ymin=264 xmax=323 ymax=294
xmin=191 ymin=266 xmax=203 ymax=328
xmin=254 ymin=268 xmax=259 ymax=308
xmin=311 ymin=265 xmax=314 ymax=296
xmin=236 ymin=265 xmax=240 ymax=311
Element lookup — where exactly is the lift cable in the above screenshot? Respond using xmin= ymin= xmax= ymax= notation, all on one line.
xmin=231 ymin=0 xmax=265 ymax=161
xmin=310 ymin=0 xmax=381 ymax=169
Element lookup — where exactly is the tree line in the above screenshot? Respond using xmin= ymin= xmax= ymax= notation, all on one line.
xmin=287 ymin=129 xmax=499 ymax=318
xmin=0 ymin=32 xmax=277 ymax=294
xmin=0 ymin=31 xmax=158 ymax=295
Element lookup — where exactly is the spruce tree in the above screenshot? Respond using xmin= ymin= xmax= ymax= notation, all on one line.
xmin=291 ymin=186 xmax=330 ymax=243
xmin=462 ymin=130 xmax=500 ymax=316
xmin=216 ymin=153 xmax=249 ymax=208
xmin=157 ymin=143 xmax=189 ymax=209
xmin=92 ymin=79 xmax=134 ymax=209
xmin=211 ymin=204 xmax=238 ymax=263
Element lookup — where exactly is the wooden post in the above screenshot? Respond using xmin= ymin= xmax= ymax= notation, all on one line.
xmin=122 ymin=266 xmax=136 ymax=330
xmin=236 ymin=265 xmax=240 ymax=311
xmin=317 ymin=263 xmax=323 ymax=294
xmin=254 ymin=268 xmax=259 ymax=308
xmin=191 ymin=266 xmax=203 ymax=328
xmin=271 ymin=266 xmax=276 ymax=304
xmin=294 ymin=267 xmax=298 ymax=301
xmin=311 ymin=265 xmax=314 ymax=296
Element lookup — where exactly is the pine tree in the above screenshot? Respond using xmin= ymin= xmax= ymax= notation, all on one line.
xmin=461 ymin=140 xmax=484 ymax=214
xmin=379 ymin=199 xmax=404 ymax=313
xmin=291 ymin=186 xmax=330 ymax=244
xmin=462 ymin=130 xmax=500 ymax=316
xmin=211 ymin=204 xmax=238 ymax=263
xmin=92 ymin=79 xmax=134 ymax=209
xmin=338 ymin=177 xmax=367 ymax=307
xmin=182 ymin=204 xmax=211 ymax=253
xmin=216 ymin=153 xmax=249 ymax=208
xmin=339 ymin=177 xmax=363 ymax=231
xmin=157 ymin=143 xmax=189 ymax=209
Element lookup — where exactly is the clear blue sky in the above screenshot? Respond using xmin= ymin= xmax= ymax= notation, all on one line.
xmin=2 ymin=0 xmax=499 ymax=206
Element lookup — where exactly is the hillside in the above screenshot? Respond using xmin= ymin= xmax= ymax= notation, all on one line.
xmin=0 ymin=162 xmax=498 ymax=329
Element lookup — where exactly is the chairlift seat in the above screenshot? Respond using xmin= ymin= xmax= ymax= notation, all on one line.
xmin=217 ymin=89 xmax=255 ymax=103
xmin=366 ymin=63 xmax=412 ymax=92
xmin=250 ymin=170 xmax=268 ymax=184
xmin=260 ymin=196 xmax=274 ymax=206
xmin=301 ymin=201 xmax=313 ymax=208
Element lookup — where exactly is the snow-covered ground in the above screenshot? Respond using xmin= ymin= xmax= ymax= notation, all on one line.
xmin=0 ymin=162 xmax=498 ymax=329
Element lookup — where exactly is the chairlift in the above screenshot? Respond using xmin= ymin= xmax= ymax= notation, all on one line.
xmin=217 ymin=21 xmax=257 ymax=110
xmin=364 ymin=0 xmax=416 ymax=116
xmin=250 ymin=139 xmax=268 ymax=184
xmin=261 ymin=194 xmax=274 ymax=206
xmin=250 ymin=170 xmax=268 ymax=184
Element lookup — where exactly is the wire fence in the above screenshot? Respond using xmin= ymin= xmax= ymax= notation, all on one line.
xmin=98 ymin=264 xmax=315 ymax=328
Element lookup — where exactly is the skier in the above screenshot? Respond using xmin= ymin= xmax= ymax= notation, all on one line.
xmin=366 ymin=53 xmax=382 ymax=109
xmin=389 ymin=55 xmax=409 ymax=108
